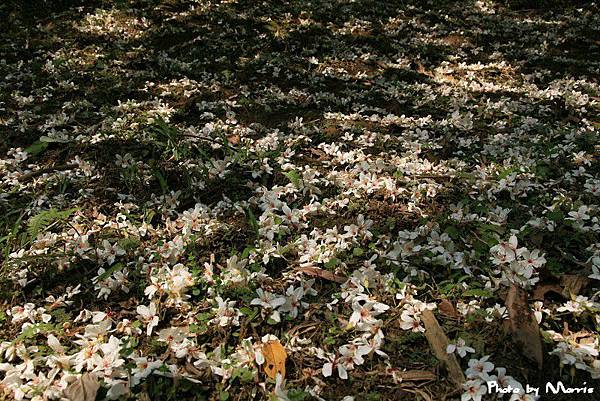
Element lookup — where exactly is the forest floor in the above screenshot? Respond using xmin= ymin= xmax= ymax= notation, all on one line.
xmin=0 ymin=0 xmax=599 ymax=400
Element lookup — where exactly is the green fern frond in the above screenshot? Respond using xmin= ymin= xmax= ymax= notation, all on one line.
xmin=27 ymin=208 xmax=77 ymax=239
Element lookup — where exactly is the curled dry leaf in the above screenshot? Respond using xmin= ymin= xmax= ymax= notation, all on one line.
xmin=532 ymin=283 xmax=563 ymax=300
xmin=262 ymin=340 xmax=287 ymax=379
xmin=504 ymin=284 xmax=543 ymax=369
xmin=438 ymin=299 xmax=458 ymax=318
xmin=63 ymin=373 xmax=100 ymax=401
xmin=560 ymin=274 xmax=589 ymax=298
xmin=421 ymin=310 xmax=465 ymax=388
xmin=532 ymin=274 xmax=589 ymax=300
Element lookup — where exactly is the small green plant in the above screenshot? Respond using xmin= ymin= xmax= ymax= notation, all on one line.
xmin=27 ymin=208 xmax=77 ymax=240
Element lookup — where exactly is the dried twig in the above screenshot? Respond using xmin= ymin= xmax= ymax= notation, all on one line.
xmin=18 ymin=164 xmax=78 ymax=182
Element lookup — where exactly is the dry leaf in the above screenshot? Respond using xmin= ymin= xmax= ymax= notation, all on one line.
xmin=532 ymin=283 xmax=563 ymax=300
xmin=579 ymin=336 xmax=596 ymax=346
xmin=505 ymin=284 xmax=543 ymax=369
xmin=438 ymin=299 xmax=458 ymax=318
xmin=63 ymin=373 xmax=100 ymax=401
xmin=262 ymin=340 xmax=287 ymax=379
xmin=297 ymin=265 xmax=346 ymax=283
xmin=226 ymin=134 xmax=240 ymax=145
xmin=409 ymin=388 xmax=433 ymax=401
xmin=421 ymin=310 xmax=465 ymax=388
xmin=308 ymin=148 xmax=327 ymax=160
xmin=532 ymin=275 xmax=589 ymax=301
xmin=560 ymin=275 xmax=589 ymax=298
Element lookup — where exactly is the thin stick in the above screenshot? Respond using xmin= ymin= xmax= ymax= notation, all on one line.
xmin=17 ymin=164 xmax=79 ymax=182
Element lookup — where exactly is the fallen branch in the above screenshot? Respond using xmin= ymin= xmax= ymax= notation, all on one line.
xmin=504 ymin=284 xmax=543 ymax=369
xmin=421 ymin=310 xmax=465 ymax=389
xmin=18 ymin=164 xmax=78 ymax=182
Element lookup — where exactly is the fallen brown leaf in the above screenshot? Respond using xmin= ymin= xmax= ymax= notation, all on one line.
xmin=505 ymin=284 xmax=543 ymax=369
xmin=226 ymin=134 xmax=240 ymax=145
xmin=532 ymin=283 xmax=563 ymax=300
xmin=532 ymin=275 xmax=589 ymax=301
xmin=438 ymin=299 xmax=458 ymax=318
xmin=560 ymin=275 xmax=589 ymax=298
xmin=421 ymin=310 xmax=465 ymax=388
xmin=297 ymin=265 xmax=347 ymax=283
xmin=262 ymin=340 xmax=287 ymax=379
xmin=63 ymin=373 xmax=100 ymax=401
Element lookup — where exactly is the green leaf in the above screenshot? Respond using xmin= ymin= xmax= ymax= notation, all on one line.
xmin=96 ymin=263 xmax=124 ymax=281
xmin=39 ymin=135 xmax=70 ymax=143
xmin=324 ymin=258 xmax=339 ymax=269
xmin=284 ymin=170 xmax=301 ymax=187
xmin=288 ymin=389 xmax=309 ymax=401
xmin=352 ymin=247 xmax=364 ymax=256
xmin=196 ymin=312 xmax=212 ymax=322
xmin=547 ymin=210 xmax=564 ymax=222
xmin=444 ymin=225 xmax=460 ymax=240
xmin=27 ymin=208 xmax=77 ymax=239
xmin=240 ymin=307 xmax=258 ymax=320
xmin=118 ymin=237 xmax=140 ymax=251
xmin=24 ymin=140 xmax=49 ymax=156
xmin=246 ymin=208 xmax=259 ymax=232
xmin=153 ymin=169 xmax=168 ymax=194
xmin=241 ymin=246 xmax=255 ymax=259
xmin=231 ymin=367 xmax=254 ymax=383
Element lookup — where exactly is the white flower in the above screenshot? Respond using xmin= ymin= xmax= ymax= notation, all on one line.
xmin=279 ymin=285 xmax=307 ymax=319
xmin=462 ymin=379 xmax=487 ymax=401
xmin=91 ymin=336 xmax=124 ymax=376
xmin=567 ymin=205 xmax=590 ymax=222
xmin=74 ymin=234 xmax=91 ymax=256
xmin=399 ymin=310 xmax=424 ymax=332
xmin=99 ymin=240 xmax=125 ymax=266
xmin=339 ymin=343 xmax=364 ymax=368
xmin=211 ymin=297 xmax=242 ymax=327
xmin=137 ymin=302 xmax=159 ymax=336
xmin=518 ymin=249 xmax=546 ymax=269
xmin=271 ymin=373 xmax=291 ymax=401
xmin=322 ymin=354 xmax=347 ymax=380
xmin=251 ymin=288 xmax=286 ymax=310
xmin=465 ymin=356 xmax=494 ymax=381
xmin=488 ymin=367 xmax=523 ymax=395
xmin=446 ymin=338 xmax=475 ymax=358
xmin=281 ymin=204 xmax=300 ymax=225
xmin=491 ymin=235 xmax=518 ymax=265
xmin=584 ymin=179 xmax=600 ymax=196
xmin=531 ymin=301 xmax=548 ymax=324
xmin=131 ymin=356 xmax=162 ymax=386
xmin=353 ymin=330 xmax=387 ymax=358
xmin=348 ymin=296 xmax=389 ymax=329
